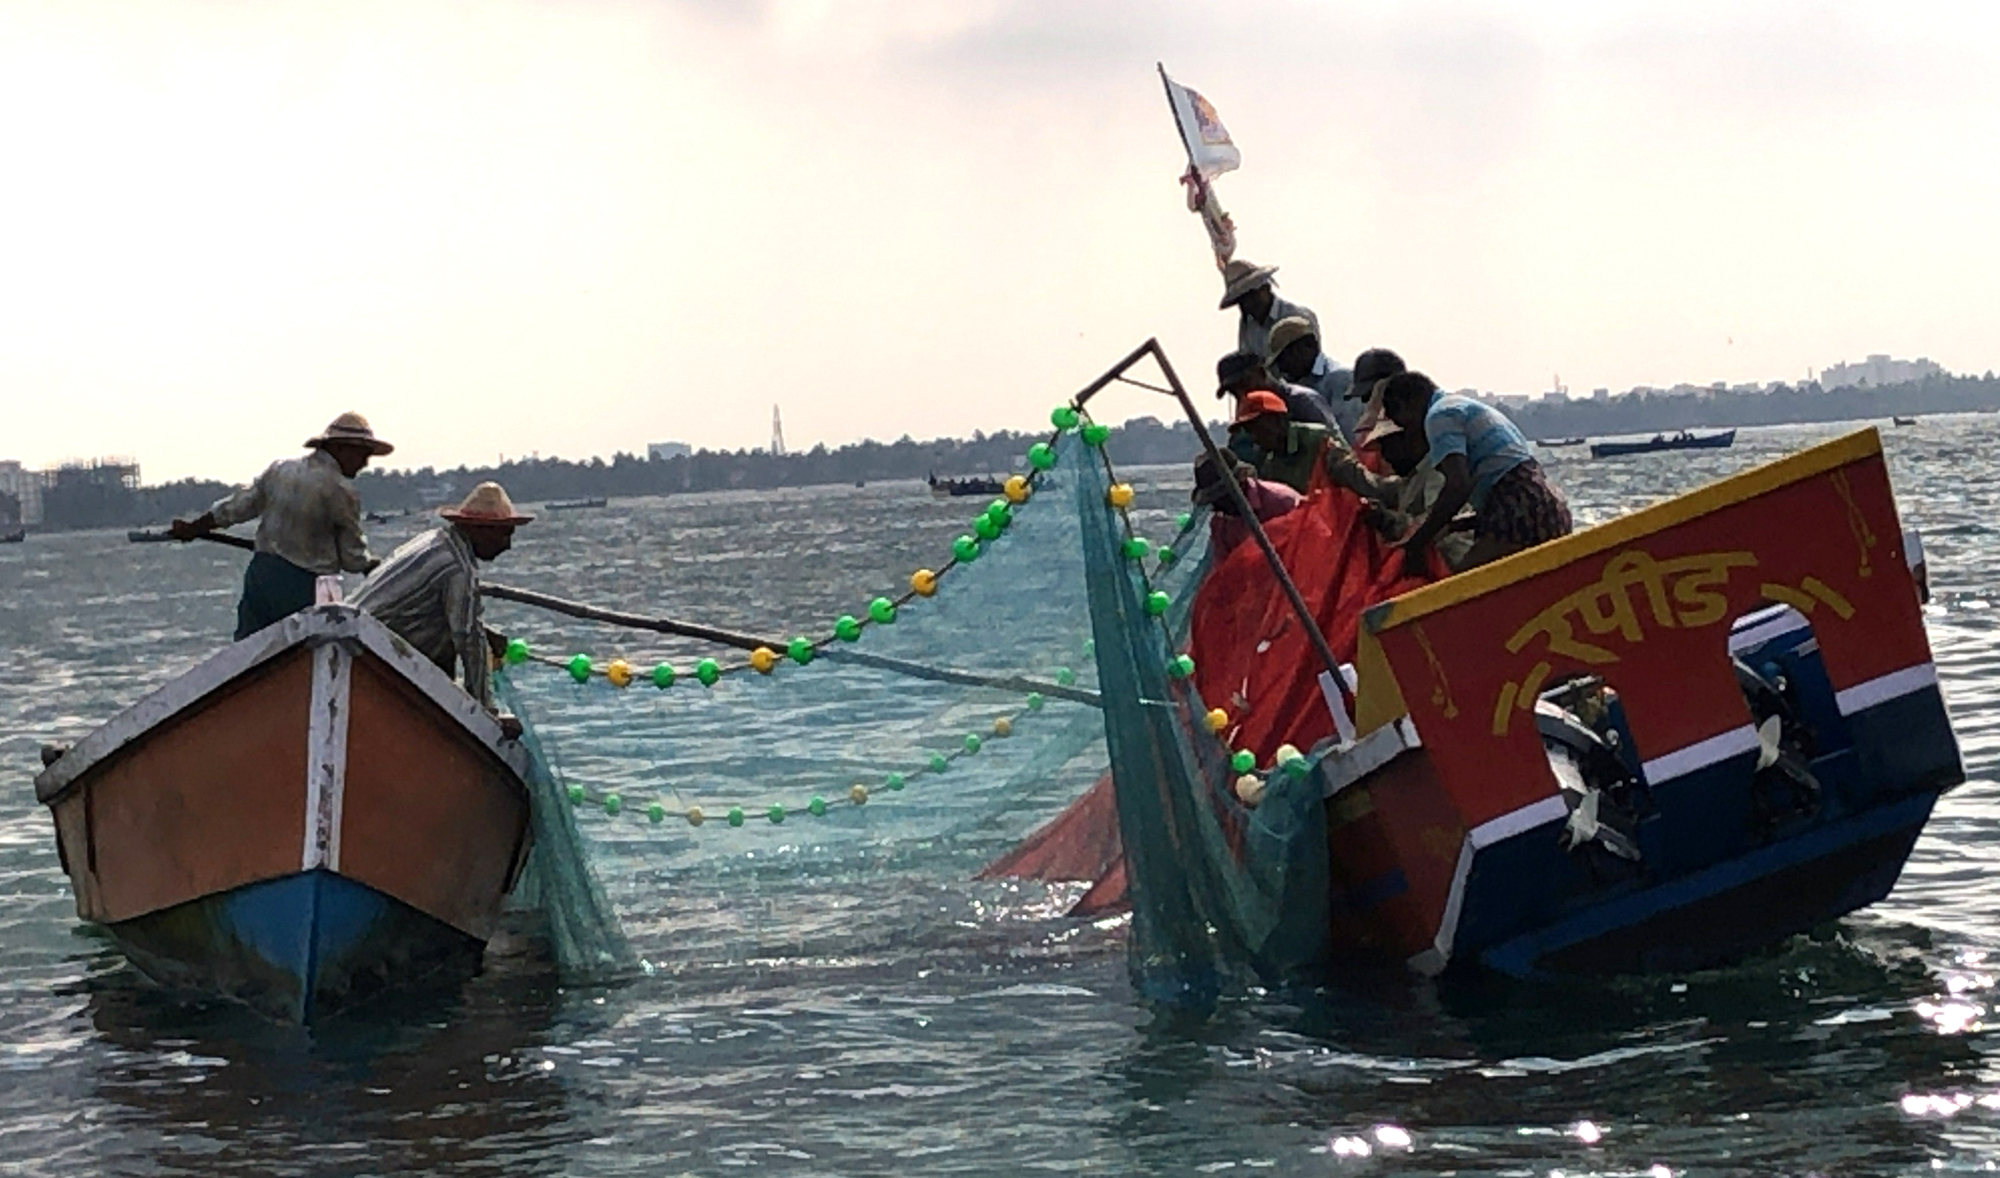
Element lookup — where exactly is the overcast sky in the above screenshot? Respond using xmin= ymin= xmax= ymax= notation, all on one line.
xmin=3 ymin=0 xmax=1996 ymax=482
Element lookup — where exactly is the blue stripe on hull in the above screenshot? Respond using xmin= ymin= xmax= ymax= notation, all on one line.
xmin=1477 ymin=788 xmax=1937 ymax=978
xmin=109 ymin=869 xmax=483 ymax=1022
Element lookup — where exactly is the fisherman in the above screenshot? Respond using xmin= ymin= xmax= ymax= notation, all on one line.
xmin=1359 ymin=418 xmax=1476 ymax=570
xmin=1346 ymin=347 xmax=1407 ymax=442
xmin=349 ymin=481 xmax=532 ymax=712
xmin=1216 ymin=349 xmax=1335 ymax=461
xmin=170 ymin=412 xmax=390 ymax=639
xmin=1219 ymin=258 xmax=1319 ymax=367
xmin=1379 ymin=372 xmax=1572 ymax=574
xmin=1191 ymin=449 xmax=1301 ymax=557
xmin=1267 ymin=317 xmax=1357 ymax=443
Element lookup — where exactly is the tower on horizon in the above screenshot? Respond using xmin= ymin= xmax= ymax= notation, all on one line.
xmin=770 ymin=405 xmax=786 ymax=457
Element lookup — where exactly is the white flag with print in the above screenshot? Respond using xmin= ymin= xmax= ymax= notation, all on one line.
xmin=1162 ymin=71 xmax=1241 ymax=178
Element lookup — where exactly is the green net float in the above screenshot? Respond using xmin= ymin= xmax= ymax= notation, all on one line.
xmin=808 ymin=795 xmax=827 ymax=817
xmin=963 ymin=733 xmax=982 ymax=754
xmin=566 ymin=654 xmax=592 ymax=683
xmin=1176 ymin=511 xmax=1192 ymax=531
xmin=1083 ymin=638 xmax=1095 ymax=657
xmin=1230 ymin=749 xmax=1256 ymax=774
xmin=833 ymin=614 xmax=862 ymax=642
xmin=1051 ymin=405 xmax=1080 ymax=430
xmin=726 ymin=806 xmax=744 ymax=827
xmin=503 ymin=638 xmax=530 ymax=666
xmin=986 ymin=501 xmax=1012 ymax=529
xmin=1081 ymin=422 xmax=1111 ymax=447
xmin=1026 ymin=692 xmax=1044 ymax=711
xmin=952 ymin=535 xmax=982 ymax=563
xmin=1169 ymin=654 xmax=1196 ymax=679
xmin=603 ymin=793 xmax=622 ymax=815
xmin=868 ymin=597 xmax=896 ymax=625
xmin=650 ymin=662 xmax=676 ymax=688
xmin=886 ymin=772 xmax=906 ymax=791
xmin=767 ymin=803 xmax=785 ymax=824
xmin=567 ymin=784 xmax=585 ymax=805
xmin=929 ymin=753 xmax=949 ymax=773
xmin=1027 ymin=442 xmax=1056 ymax=471
xmin=1284 ymin=756 xmax=1313 ymax=779
xmin=1122 ymin=537 xmax=1151 ymax=560
xmin=695 ymin=658 xmax=721 ymax=687
xmin=787 ymin=637 xmax=816 ymax=665
xmin=974 ymin=514 xmax=1001 ymax=541
xmin=1145 ymin=590 xmax=1171 ymax=616
xmin=1054 ymin=666 xmax=1076 ymax=686
xmin=646 ymin=802 xmax=665 ymax=824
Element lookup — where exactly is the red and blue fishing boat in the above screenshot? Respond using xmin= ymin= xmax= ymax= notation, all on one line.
xmin=1005 ymin=342 xmax=1960 ymax=989
xmin=35 ymin=605 xmax=533 ymax=1021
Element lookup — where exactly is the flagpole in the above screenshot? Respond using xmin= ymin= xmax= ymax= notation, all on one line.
xmin=1158 ymin=62 xmax=1196 ymax=171
xmin=1158 ymin=64 xmax=1237 ymax=268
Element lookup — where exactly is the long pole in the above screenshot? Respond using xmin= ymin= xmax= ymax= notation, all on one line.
xmin=1072 ymin=340 xmax=1352 ymax=705
xmin=481 ymin=582 xmax=1102 ymax=707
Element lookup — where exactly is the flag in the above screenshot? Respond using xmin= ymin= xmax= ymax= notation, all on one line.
xmin=1161 ymin=70 xmax=1241 ymax=179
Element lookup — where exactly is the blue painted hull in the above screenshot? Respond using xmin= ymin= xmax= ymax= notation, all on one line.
xmin=108 ymin=869 xmax=483 ymax=1022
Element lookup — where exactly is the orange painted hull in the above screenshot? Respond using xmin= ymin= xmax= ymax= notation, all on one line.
xmin=36 ymin=606 xmax=532 ymax=1020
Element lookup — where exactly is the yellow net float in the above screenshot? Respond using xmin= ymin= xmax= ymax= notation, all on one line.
xmin=910 ymin=568 xmax=938 ymax=597
xmin=605 ymin=659 xmax=633 ymax=688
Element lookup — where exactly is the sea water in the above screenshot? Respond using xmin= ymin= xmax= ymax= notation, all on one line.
xmin=3 ymin=418 xmax=2000 ymax=1176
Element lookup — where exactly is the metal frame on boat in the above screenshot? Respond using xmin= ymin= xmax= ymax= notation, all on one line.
xmin=35 ymin=605 xmax=533 ymax=1021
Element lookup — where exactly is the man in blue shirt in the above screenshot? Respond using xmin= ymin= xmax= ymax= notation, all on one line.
xmin=1379 ymin=372 xmax=1572 ymax=574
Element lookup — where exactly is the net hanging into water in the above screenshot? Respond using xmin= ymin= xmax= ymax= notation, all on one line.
xmin=493 ymin=392 xmax=1418 ymax=1002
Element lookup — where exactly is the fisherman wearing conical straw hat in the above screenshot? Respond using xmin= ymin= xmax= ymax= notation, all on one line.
xmin=1219 ymin=258 xmax=1321 ymax=369
xmin=171 ymin=412 xmax=393 ymax=639
xmin=351 ymin=482 xmax=533 ymax=711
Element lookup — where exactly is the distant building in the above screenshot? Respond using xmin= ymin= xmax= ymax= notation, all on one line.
xmin=0 ymin=460 xmax=43 ymax=526
xmin=647 ymin=441 xmax=692 ymax=461
xmin=1592 ymin=388 xmax=1610 ymax=401
xmin=1819 ymin=354 xmax=1945 ymax=389
xmin=40 ymin=458 xmax=139 ymax=531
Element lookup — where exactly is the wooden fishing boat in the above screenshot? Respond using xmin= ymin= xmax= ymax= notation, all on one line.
xmin=34 ymin=605 xmax=532 ymax=1021
xmin=1590 ymin=429 xmax=1736 ymax=459
xmin=1894 ymin=416 xmax=1918 ymax=426
xmin=1538 ymin=437 xmax=1587 ymax=448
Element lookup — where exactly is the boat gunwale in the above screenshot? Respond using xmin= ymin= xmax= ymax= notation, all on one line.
xmin=35 ymin=605 xmax=528 ymax=805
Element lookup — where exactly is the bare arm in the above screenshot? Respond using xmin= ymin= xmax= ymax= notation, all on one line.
xmin=444 ymin=571 xmax=494 ymax=710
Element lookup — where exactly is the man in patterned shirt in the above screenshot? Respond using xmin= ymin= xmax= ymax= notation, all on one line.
xmin=350 ymin=481 xmax=532 ymax=711
xmin=171 ymin=412 xmax=390 ymax=639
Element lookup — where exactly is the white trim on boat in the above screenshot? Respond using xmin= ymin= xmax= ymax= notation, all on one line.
xmin=1728 ymin=605 xmax=1808 ymax=654
xmin=1470 ymin=794 xmax=1569 ymax=848
xmin=1834 ymin=663 xmax=1938 ymax=716
xmin=1408 ymin=792 xmax=1570 ymax=977
xmin=1641 ymin=724 xmax=1759 ymax=785
xmin=303 ymin=642 xmax=352 ymax=871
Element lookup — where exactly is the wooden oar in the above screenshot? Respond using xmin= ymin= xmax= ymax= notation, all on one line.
xmin=480 ymin=582 xmax=1103 ymax=707
xmin=127 ymin=528 xmax=256 ymax=550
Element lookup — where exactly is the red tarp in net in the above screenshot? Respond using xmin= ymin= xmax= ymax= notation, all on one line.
xmin=979 ymin=471 xmax=1439 ymax=913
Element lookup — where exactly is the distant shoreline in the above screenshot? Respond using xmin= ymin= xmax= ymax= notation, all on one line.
xmin=12 ymin=374 xmax=1995 ymax=534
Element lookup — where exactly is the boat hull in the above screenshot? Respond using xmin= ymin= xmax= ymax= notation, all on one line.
xmin=36 ymin=606 xmax=532 ymax=1021
xmin=111 ymin=868 xmax=483 ymax=1021
xmin=1589 ymin=430 xmax=1736 ymax=458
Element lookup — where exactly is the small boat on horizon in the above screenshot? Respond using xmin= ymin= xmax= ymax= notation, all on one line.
xmin=1538 ymin=437 xmax=1587 ymax=448
xmin=1590 ymin=429 xmax=1736 ymax=459
xmin=34 ymin=605 xmax=533 ymax=1022
xmin=546 ymin=496 xmax=609 ymax=511
xmin=1894 ymin=416 xmax=1918 ymax=426
xmin=927 ymin=473 xmax=1005 ymax=499
xmin=0 ymin=527 xmax=23 ymax=544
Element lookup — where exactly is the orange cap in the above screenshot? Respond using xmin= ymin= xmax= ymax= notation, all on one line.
xmin=1231 ymin=389 xmax=1288 ymax=426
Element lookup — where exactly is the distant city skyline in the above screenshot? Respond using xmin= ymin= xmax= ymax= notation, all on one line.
xmin=4 ymin=2 xmax=1998 ymax=481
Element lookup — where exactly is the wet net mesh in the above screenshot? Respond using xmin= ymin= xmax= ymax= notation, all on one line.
xmin=494 ymin=422 xmax=1412 ymax=1001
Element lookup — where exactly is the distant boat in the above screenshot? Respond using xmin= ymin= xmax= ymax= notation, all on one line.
xmin=927 ymin=473 xmax=1004 ymax=499
xmin=1893 ymin=416 xmax=1918 ymax=426
xmin=34 ymin=606 xmax=532 ymax=1022
xmin=127 ymin=529 xmax=174 ymax=543
xmin=1538 ymin=437 xmax=1587 ymax=448
xmin=364 ymin=508 xmax=413 ymax=523
xmin=546 ymin=497 xmax=608 ymax=511
xmin=1590 ymin=429 xmax=1737 ymax=459
xmin=0 ymin=527 xmax=23 ymax=544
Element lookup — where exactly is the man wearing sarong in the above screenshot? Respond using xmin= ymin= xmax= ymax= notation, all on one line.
xmin=1359 ymin=418 xmax=1476 ymax=570
xmin=1380 ymin=372 xmax=1572 ymax=574
xmin=171 ymin=412 xmax=390 ymax=639
xmin=1219 ymin=258 xmax=1320 ymax=367
xmin=350 ymin=481 xmax=532 ymax=712
xmin=1267 ymin=317 xmax=1357 ymax=444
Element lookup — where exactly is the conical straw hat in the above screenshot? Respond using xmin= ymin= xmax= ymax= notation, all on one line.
xmin=304 ymin=411 xmax=394 ymax=455
xmin=1218 ymin=258 xmax=1278 ymax=309
xmin=440 ymin=481 xmax=534 ymax=526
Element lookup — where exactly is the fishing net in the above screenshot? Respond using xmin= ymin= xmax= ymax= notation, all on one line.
xmin=489 ymin=395 xmax=1423 ymax=1003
